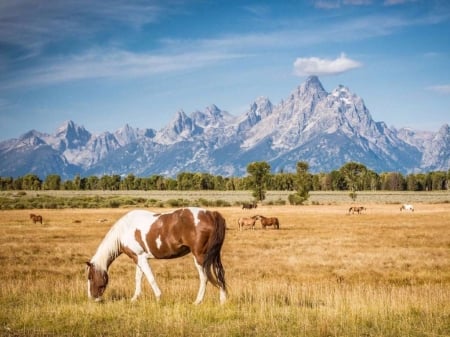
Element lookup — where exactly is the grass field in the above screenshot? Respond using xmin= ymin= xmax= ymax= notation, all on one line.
xmin=0 ymin=196 xmax=449 ymax=336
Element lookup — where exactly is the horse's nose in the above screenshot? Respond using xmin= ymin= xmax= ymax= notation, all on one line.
xmin=94 ymin=297 xmax=103 ymax=302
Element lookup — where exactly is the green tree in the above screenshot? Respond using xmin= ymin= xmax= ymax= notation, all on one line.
xmin=43 ymin=174 xmax=61 ymax=190
xmin=340 ymin=162 xmax=368 ymax=199
xmin=247 ymin=161 xmax=271 ymax=202
xmin=381 ymin=172 xmax=405 ymax=190
xmin=0 ymin=177 xmax=14 ymax=190
xmin=22 ymin=174 xmax=41 ymax=190
xmin=289 ymin=161 xmax=311 ymax=205
xmin=122 ymin=174 xmax=136 ymax=190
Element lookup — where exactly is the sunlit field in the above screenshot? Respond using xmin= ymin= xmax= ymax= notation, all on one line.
xmin=0 ymin=195 xmax=449 ymax=336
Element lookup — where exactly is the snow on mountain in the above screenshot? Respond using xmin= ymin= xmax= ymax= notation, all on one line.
xmin=154 ymin=110 xmax=202 ymax=145
xmin=0 ymin=76 xmax=448 ymax=179
xmin=420 ymin=124 xmax=449 ymax=171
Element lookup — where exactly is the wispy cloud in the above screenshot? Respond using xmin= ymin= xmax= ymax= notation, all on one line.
xmin=1 ymin=1 xmax=447 ymax=90
xmin=313 ymin=0 xmax=372 ymax=9
xmin=293 ymin=53 xmax=362 ymax=76
xmin=427 ymin=85 xmax=450 ymax=94
xmin=383 ymin=0 xmax=417 ymax=6
xmin=0 ymin=0 xmax=167 ymax=58
xmin=1 ymin=49 xmax=246 ymax=89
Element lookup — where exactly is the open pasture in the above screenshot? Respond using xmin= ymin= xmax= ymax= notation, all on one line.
xmin=0 ymin=203 xmax=449 ymax=336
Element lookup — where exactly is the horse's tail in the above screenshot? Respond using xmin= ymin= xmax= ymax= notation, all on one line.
xmin=203 ymin=211 xmax=227 ymax=292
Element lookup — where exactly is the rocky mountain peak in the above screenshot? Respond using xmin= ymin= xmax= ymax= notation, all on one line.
xmin=115 ymin=124 xmax=138 ymax=146
xmin=295 ymin=75 xmax=327 ymax=98
xmin=54 ymin=120 xmax=91 ymax=151
xmin=155 ymin=109 xmax=201 ymax=144
xmin=192 ymin=104 xmax=230 ymax=128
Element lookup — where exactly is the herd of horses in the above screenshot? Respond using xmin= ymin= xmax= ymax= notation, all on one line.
xmin=24 ymin=200 xmax=416 ymax=305
xmin=85 ymin=202 xmax=417 ymax=304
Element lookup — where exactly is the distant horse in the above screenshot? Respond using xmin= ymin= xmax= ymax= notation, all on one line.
xmin=348 ymin=206 xmax=366 ymax=214
xmin=30 ymin=213 xmax=43 ymax=224
xmin=254 ymin=215 xmax=280 ymax=229
xmin=237 ymin=217 xmax=257 ymax=231
xmin=242 ymin=202 xmax=257 ymax=210
xmin=86 ymin=208 xmax=227 ymax=304
xmin=400 ymin=204 xmax=414 ymax=212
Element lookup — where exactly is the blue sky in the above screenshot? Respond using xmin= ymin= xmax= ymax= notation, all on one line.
xmin=0 ymin=0 xmax=449 ymax=141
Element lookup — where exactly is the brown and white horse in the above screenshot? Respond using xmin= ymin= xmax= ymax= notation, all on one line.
xmin=254 ymin=215 xmax=280 ymax=229
xmin=86 ymin=208 xmax=227 ymax=304
xmin=237 ymin=217 xmax=257 ymax=231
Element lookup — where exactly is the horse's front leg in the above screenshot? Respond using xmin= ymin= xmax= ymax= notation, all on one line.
xmin=193 ymin=257 xmax=208 ymax=305
xmin=136 ymin=255 xmax=162 ymax=301
xmin=131 ymin=266 xmax=143 ymax=302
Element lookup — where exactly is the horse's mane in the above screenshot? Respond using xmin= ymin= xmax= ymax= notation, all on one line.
xmin=90 ymin=214 xmax=131 ymax=271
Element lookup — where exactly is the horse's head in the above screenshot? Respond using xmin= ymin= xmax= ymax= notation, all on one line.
xmin=86 ymin=262 xmax=108 ymax=301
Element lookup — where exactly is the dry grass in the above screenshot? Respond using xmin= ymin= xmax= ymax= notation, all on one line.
xmin=0 ymin=202 xmax=449 ymax=336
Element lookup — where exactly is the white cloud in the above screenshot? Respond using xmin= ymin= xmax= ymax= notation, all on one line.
xmin=427 ymin=85 xmax=450 ymax=95
xmin=293 ymin=53 xmax=362 ymax=76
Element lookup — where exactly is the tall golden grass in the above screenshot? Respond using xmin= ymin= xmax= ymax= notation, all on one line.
xmin=0 ymin=201 xmax=449 ymax=336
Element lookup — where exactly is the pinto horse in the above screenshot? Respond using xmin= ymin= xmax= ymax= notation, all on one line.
xmin=86 ymin=207 xmax=227 ymax=304
xmin=237 ymin=217 xmax=257 ymax=231
xmin=400 ymin=204 xmax=414 ymax=212
xmin=30 ymin=213 xmax=43 ymax=224
xmin=254 ymin=215 xmax=280 ymax=229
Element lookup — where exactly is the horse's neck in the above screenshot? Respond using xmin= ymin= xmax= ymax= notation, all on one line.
xmin=91 ymin=225 xmax=124 ymax=271
xmin=92 ymin=242 xmax=120 ymax=271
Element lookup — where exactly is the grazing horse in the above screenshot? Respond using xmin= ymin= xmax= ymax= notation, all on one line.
xmin=86 ymin=207 xmax=227 ymax=304
xmin=237 ymin=217 xmax=257 ymax=231
xmin=400 ymin=204 xmax=414 ymax=212
xmin=254 ymin=215 xmax=280 ymax=229
xmin=242 ymin=202 xmax=257 ymax=210
xmin=348 ymin=206 xmax=366 ymax=214
xmin=30 ymin=213 xmax=43 ymax=224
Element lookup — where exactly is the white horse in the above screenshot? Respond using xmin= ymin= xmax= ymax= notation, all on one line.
xmin=400 ymin=204 xmax=414 ymax=212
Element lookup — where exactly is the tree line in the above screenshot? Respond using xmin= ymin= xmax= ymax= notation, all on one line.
xmin=0 ymin=161 xmax=448 ymax=193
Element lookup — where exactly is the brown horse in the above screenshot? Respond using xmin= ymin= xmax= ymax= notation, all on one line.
xmin=348 ymin=206 xmax=366 ymax=214
xmin=237 ymin=217 xmax=257 ymax=231
xmin=30 ymin=213 xmax=43 ymax=224
xmin=254 ymin=215 xmax=280 ymax=229
xmin=86 ymin=208 xmax=227 ymax=304
xmin=242 ymin=202 xmax=257 ymax=210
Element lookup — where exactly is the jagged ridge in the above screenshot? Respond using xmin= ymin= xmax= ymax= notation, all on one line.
xmin=0 ymin=76 xmax=448 ymax=179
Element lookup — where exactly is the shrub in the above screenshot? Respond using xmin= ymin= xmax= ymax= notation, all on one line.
xmin=214 ymin=199 xmax=231 ymax=207
xmin=288 ymin=193 xmax=307 ymax=205
xmin=197 ymin=198 xmax=210 ymax=207
xmin=109 ymin=200 xmax=121 ymax=208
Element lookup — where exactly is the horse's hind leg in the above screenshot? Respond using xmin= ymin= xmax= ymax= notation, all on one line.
xmin=193 ymin=257 xmax=208 ymax=305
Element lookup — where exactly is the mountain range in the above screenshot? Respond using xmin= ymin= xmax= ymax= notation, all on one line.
xmin=1 ymin=76 xmax=448 ymax=179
